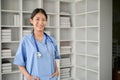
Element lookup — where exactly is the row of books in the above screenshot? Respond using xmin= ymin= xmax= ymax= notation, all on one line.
xmin=60 ymin=46 xmax=72 ymax=54
xmin=1 ymin=29 xmax=11 ymax=41
xmin=14 ymin=14 xmax=20 ymax=26
xmin=60 ymin=58 xmax=71 ymax=67
xmin=1 ymin=48 xmax=11 ymax=57
xmin=60 ymin=68 xmax=71 ymax=79
xmin=60 ymin=17 xmax=71 ymax=27
xmin=23 ymin=30 xmax=31 ymax=36
xmin=2 ymin=59 xmax=12 ymax=73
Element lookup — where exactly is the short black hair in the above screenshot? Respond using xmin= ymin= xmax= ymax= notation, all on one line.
xmin=30 ymin=8 xmax=47 ymax=20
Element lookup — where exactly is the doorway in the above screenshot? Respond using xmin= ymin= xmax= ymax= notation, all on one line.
xmin=113 ymin=0 xmax=120 ymax=80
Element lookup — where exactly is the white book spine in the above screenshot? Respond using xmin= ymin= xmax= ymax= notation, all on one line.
xmin=2 ymin=35 xmax=11 ymax=39
xmin=14 ymin=14 xmax=17 ymax=26
xmin=2 ymin=66 xmax=12 ymax=70
xmin=2 ymin=63 xmax=12 ymax=67
xmin=16 ymin=14 xmax=20 ymax=26
xmin=2 ymin=39 xmax=11 ymax=42
xmin=2 ymin=49 xmax=11 ymax=53
xmin=1 ymin=29 xmax=11 ymax=33
xmin=14 ymin=14 xmax=20 ymax=26
xmin=2 ymin=32 xmax=11 ymax=36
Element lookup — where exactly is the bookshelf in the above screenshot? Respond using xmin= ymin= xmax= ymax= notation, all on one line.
xmin=74 ymin=0 xmax=112 ymax=80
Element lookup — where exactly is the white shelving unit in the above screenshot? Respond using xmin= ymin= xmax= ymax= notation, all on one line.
xmin=0 ymin=0 xmax=21 ymax=80
xmin=59 ymin=0 xmax=74 ymax=80
xmin=74 ymin=0 xmax=112 ymax=80
xmin=0 ymin=0 xmax=112 ymax=80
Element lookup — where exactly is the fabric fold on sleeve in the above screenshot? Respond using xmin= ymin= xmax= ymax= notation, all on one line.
xmin=14 ymin=38 xmax=27 ymax=66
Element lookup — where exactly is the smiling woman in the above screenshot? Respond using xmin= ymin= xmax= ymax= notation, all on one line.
xmin=30 ymin=9 xmax=47 ymax=42
xmin=30 ymin=9 xmax=47 ymax=32
xmin=14 ymin=8 xmax=60 ymax=80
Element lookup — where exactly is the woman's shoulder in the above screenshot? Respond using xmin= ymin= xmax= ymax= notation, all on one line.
xmin=20 ymin=34 xmax=32 ymax=43
xmin=45 ymin=33 xmax=55 ymax=41
xmin=23 ymin=34 xmax=32 ymax=39
xmin=45 ymin=33 xmax=57 ymax=46
xmin=49 ymin=35 xmax=55 ymax=41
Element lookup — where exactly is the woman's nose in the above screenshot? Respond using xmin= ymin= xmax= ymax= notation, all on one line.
xmin=38 ymin=19 xmax=46 ymax=24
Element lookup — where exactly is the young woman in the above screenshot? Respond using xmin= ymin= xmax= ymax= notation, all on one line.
xmin=14 ymin=8 xmax=60 ymax=80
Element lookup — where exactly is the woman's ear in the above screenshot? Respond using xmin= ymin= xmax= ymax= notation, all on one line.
xmin=30 ymin=18 xmax=33 ymax=25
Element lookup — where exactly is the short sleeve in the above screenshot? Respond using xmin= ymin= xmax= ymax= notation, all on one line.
xmin=13 ymin=38 xmax=27 ymax=66
xmin=50 ymin=37 xmax=60 ymax=59
xmin=44 ymin=33 xmax=61 ymax=59
xmin=54 ymin=44 xmax=61 ymax=59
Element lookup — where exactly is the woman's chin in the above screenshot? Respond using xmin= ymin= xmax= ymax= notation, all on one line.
xmin=38 ymin=27 xmax=44 ymax=30
xmin=37 ymin=29 xmax=44 ymax=32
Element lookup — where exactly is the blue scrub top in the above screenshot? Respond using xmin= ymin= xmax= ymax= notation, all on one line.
xmin=14 ymin=33 xmax=60 ymax=80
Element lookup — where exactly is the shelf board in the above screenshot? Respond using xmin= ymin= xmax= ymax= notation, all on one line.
xmin=2 ymin=70 xmax=21 ymax=75
xmin=76 ymin=53 xmax=86 ymax=56
xmin=87 ymin=40 xmax=99 ymax=43
xmin=60 ymin=0 xmax=72 ymax=3
xmin=60 ymin=46 xmax=72 ymax=48
xmin=1 ymin=10 xmax=20 ymax=13
xmin=87 ymin=10 xmax=100 ymax=14
xmin=47 ymin=12 xmax=58 ymax=15
xmin=87 ymin=25 xmax=99 ymax=28
xmin=75 ymin=10 xmax=99 ymax=16
xmin=2 ymin=41 xmax=20 ymax=43
xmin=60 ymin=77 xmax=73 ymax=80
xmin=44 ymin=0 xmax=58 ymax=2
xmin=75 ymin=40 xmax=87 ymax=42
xmin=46 ymin=26 xmax=59 ymax=28
xmin=2 ymin=56 xmax=15 ymax=59
xmin=75 ymin=13 xmax=86 ymax=16
xmin=22 ymin=11 xmax=32 ymax=13
xmin=60 ymin=53 xmax=73 ymax=55
xmin=76 ymin=65 xmax=86 ymax=70
xmin=1 ymin=25 xmax=21 ymax=28
xmin=60 ymin=65 xmax=73 ymax=68
xmin=87 ymin=68 xmax=98 ymax=73
xmin=60 ymin=40 xmax=73 ymax=42
xmin=87 ymin=54 xmax=98 ymax=58
xmin=60 ymin=27 xmax=72 ymax=28
xmin=23 ymin=25 xmax=33 ymax=28
xmin=74 ymin=26 xmax=86 ymax=28
xmin=75 ymin=0 xmax=83 ymax=2
xmin=60 ymin=12 xmax=72 ymax=16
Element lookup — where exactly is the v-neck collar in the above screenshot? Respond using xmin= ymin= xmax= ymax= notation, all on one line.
xmin=35 ymin=34 xmax=46 ymax=44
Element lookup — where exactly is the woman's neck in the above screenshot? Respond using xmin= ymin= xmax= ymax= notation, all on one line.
xmin=34 ymin=30 xmax=44 ymax=42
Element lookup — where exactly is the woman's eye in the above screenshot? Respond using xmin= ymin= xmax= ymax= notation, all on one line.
xmin=36 ymin=19 xmax=39 ymax=20
xmin=35 ymin=18 xmax=46 ymax=22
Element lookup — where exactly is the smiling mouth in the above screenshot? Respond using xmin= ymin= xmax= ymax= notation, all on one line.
xmin=38 ymin=25 xmax=43 ymax=28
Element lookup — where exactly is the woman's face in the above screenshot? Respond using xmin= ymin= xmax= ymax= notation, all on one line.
xmin=30 ymin=12 xmax=47 ymax=32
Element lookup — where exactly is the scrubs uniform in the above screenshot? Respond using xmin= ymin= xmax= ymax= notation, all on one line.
xmin=14 ymin=33 xmax=60 ymax=80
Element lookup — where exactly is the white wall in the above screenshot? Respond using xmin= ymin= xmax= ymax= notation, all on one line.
xmin=100 ymin=0 xmax=112 ymax=80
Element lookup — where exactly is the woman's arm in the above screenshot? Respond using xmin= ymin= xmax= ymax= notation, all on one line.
xmin=18 ymin=66 xmax=39 ymax=80
xmin=55 ymin=61 xmax=59 ymax=75
xmin=18 ymin=66 xmax=30 ymax=79
xmin=50 ymin=61 xmax=59 ymax=78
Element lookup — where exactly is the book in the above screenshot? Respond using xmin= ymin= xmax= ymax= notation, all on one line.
xmin=2 ymin=59 xmax=12 ymax=67
xmin=2 ymin=48 xmax=11 ymax=53
xmin=2 ymin=66 xmax=12 ymax=70
xmin=1 ymin=29 xmax=11 ymax=33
